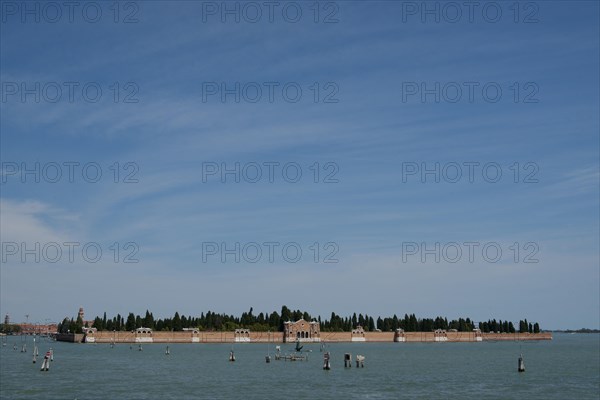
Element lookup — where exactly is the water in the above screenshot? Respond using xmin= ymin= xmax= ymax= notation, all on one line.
xmin=1 ymin=333 xmax=598 ymax=399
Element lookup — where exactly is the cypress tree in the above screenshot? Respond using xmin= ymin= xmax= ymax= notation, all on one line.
xmin=392 ymin=315 xmax=399 ymax=330
xmin=126 ymin=313 xmax=136 ymax=331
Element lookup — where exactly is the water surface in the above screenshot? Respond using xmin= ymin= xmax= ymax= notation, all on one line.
xmin=1 ymin=333 xmax=598 ymax=399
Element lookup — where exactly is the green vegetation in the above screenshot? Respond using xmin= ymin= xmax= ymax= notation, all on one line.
xmin=479 ymin=319 xmax=516 ymax=333
xmin=56 ymin=316 xmax=84 ymax=334
xmin=0 ymin=323 xmax=22 ymax=334
xmin=478 ymin=319 xmax=544 ymax=333
xmin=78 ymin=306 xmax=541 ymax=333
xmin=375 ymin=315 xmax=474 ymax=332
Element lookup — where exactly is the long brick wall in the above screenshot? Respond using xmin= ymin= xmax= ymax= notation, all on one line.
xmin=70 ymin=330 xmax=551 ymax=344
xmin=482 ymin=332 xmax=552 ymax=341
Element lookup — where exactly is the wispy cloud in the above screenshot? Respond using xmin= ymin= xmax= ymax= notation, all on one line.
xmin=1 ymin=1 xmax=598 ymax=329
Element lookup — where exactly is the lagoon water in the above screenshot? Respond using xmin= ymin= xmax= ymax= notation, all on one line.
xmin=1 ymin=333 xmax=598 ymax=399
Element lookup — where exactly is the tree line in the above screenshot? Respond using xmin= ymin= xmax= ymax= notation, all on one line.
xmin=56 ymin=306 xmax=541 ymax=334
xmin=0 ymin=324 xmax=22 ymax=334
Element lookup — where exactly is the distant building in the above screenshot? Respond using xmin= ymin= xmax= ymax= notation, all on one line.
xmin=135 ymin=327 xmax=153 ymax=343
xmin=283 ymin=319 xmax=321 ymax=343
xmin=4 ymin=314 xmax=9 ymax=325
xmin=351 ymin=325 xmax=366 ymax=342
xmin=434 ymin=329 xmax=448 ymax=342
xmin=17 ymin=323 xmax=58 ymax=335
xmin=76 ymin=307 xmax=95 ymax=328
xmin=394 ymin=328 xmax=406 ymax=342
xmin=83 ymin=327 xmax=98 ymax=343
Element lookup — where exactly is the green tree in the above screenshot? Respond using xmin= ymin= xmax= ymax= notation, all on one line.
xmin=392 ymin=315 xmax=399 ymax=330
xmin=143 ymin=310 xmax=154 ymax=329
xmin=126 ymin=313 xmax=136 ymax=331
xmin=269 ymin=311 xmax=280 ymax=330
xmin=173 ymin=312 xmax=182 ymax=331
xmin=74 ymin=315 xmax=84 ymax=333
xmin=0 ymin=324 xmax=22 ymax=334
xmin=280 ymin=306 xmax=291 ymax=330
xmin=409 ymin=314 xmax=418 ymax=331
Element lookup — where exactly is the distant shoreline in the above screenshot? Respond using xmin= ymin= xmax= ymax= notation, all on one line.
xmin=55 ymin=331 xmax=553 ymax=344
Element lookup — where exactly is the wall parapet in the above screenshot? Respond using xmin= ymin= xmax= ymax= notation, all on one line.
xmin=56 ymin=330 xmax=552 ymax=344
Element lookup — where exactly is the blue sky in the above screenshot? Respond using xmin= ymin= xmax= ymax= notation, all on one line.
xmin=1 ymin=1 xmax=598 ymax=329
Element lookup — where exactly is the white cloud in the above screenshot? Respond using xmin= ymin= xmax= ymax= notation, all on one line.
xmin=0 ymin=198 xmax=77 ymax=244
